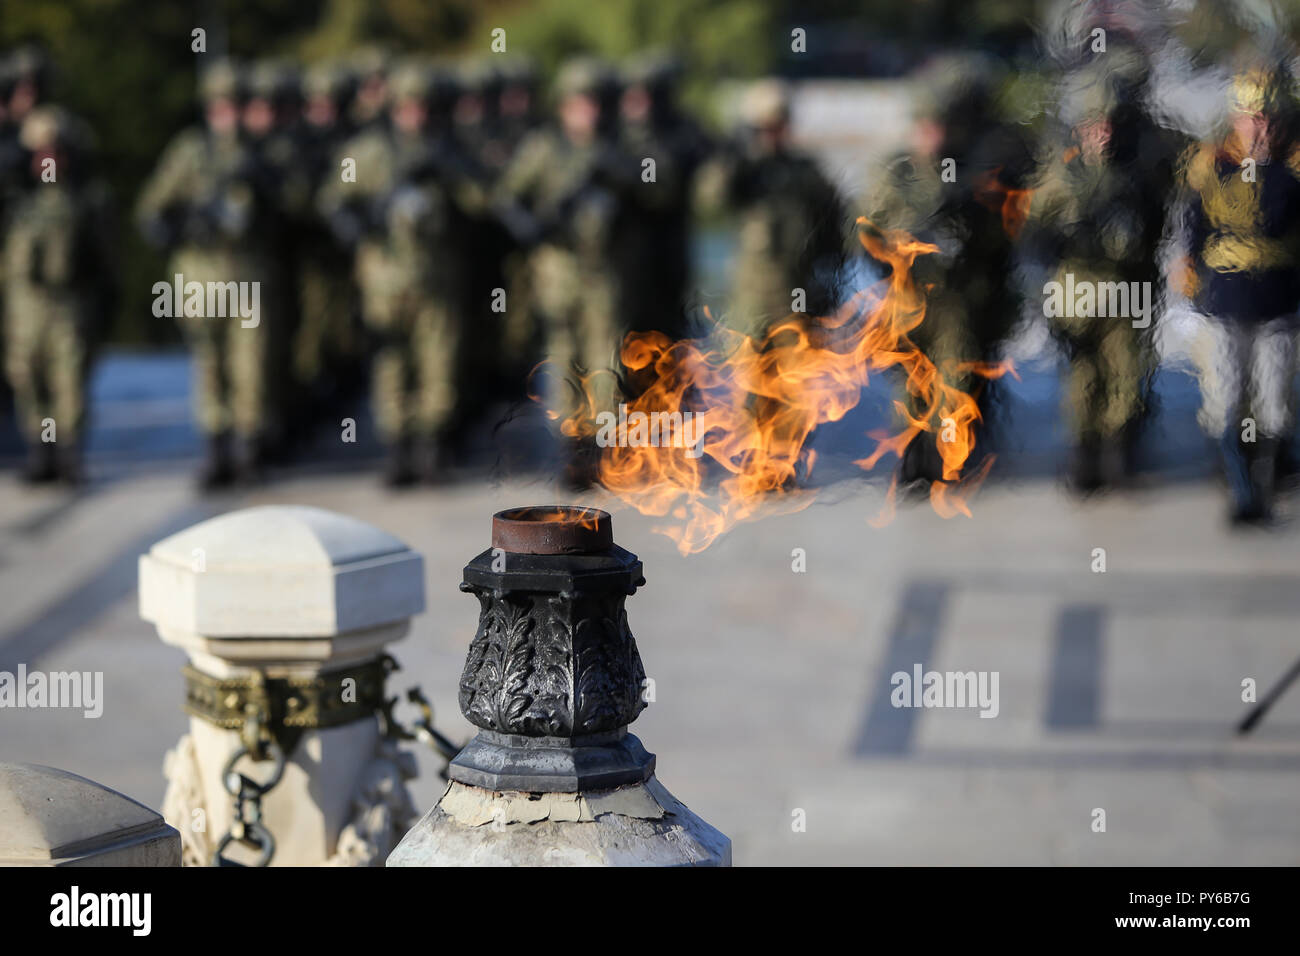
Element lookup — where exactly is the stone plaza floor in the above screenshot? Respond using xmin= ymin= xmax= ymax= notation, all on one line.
xmin=2 ymin=458 xmax=1298 ymax=865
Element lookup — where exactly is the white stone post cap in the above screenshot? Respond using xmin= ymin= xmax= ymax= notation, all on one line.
xmin=139 ymin=505 xmax=425 ymax=639
xmin=0 ymin=763 xmax=181 ymax=866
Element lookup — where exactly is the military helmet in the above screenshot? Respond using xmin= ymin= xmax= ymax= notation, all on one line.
xmin=246 ymin=58 xmax=300 ymax=104
xmin=303 ymin=60 xmax=356 ymax=103
xmin=198 ymin=59 xmax=245 ymax=103
xmin=350 ymin=45 xmax=391 ymax=81
xmin=8 ymin=43 xmax=51 ymax=86
xmin=1229 ymin=59 xmax=1296 ymax=117
xmin=554 ymin=56 xmax=614 ymax=100
xmin=19 ymin=104 xmax=95 ymax=154
xmin=388 ymin=58 xmax=438 ymax=102
xmin=1060 ymin=45 xmax=1148 ymax=125
xmin=456 ymin=58 xmax=500 ymax=96
xmin=623 ymin=51 xmax=682 ymax=92
xmin=910 ymin=52 xmax=1004 ymax=124
xmin=741 ymin=78 xmax=791 ymax=128
xmin=497 ymin=55 xmax=538 ymax=90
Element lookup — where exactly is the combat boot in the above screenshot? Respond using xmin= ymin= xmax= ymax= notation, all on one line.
xmin=1248 ymin=435 xmax=1280 ymax=522
xmin=232 ymin=432 xmax=265 ymax=485
xmin=1097 ymin=437 xmax=1130 ymax=489
xmin=561 ymin=437 xmax=600 ymax=492
xmin=415 ymin=433 xmax=450 ymax=485
xmin=384 ymin=436 xmax=417 ymax=488
xmin=197 ymin=432 xmax=235 ymax=491
xmin=1068 ymin=437 xmax=1104 ymax=495
xmin=899 ymin=434 xmax=944 ymax=487
xmin=55 ymin=441 xmax=84 ymax=486
xmin=22 ymin=441 xmax=58 ymax=484
xmin=1221 ymin=429 xmax=1266 ymax=525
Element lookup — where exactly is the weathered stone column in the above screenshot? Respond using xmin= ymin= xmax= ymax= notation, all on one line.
xmin=0 ymin=762 xmax=180 ymax=866
xmin=388 ymin=505 xmax=730 ymax=866
xmin=139 ymin=505 xmax=425 ymax=866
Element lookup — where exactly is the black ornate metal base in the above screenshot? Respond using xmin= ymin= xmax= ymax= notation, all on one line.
xmin=449 ymin=506 xmax=662 ymax=794
xmin=448 ymin=728 xmax=655 ymax=792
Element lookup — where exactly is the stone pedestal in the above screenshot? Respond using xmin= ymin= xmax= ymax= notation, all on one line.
xmin=0 ymin=763 xmax=180 ymax=866
xmin=139 ymin=505 xmax=425 ymax=866
xmin=388 ymin=505 xmax=730 ymax=867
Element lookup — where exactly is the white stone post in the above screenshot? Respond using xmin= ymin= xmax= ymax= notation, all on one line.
xmin=0 ymin=762 xmax=180 ymax=866
xmin=139 ymin=505 xmax=425 ymax=866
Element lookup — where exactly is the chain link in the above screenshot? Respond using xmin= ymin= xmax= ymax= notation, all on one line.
xmin=207 ymin=656 xmax=461 ymax=865
xmin=212 ymin=739 xmax=285 ymax=867
xmin=377 ymin=655 xmax=462 ymax=781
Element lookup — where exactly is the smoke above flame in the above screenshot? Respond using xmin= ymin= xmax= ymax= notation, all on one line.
xmin=540 ymin=218 xmax=1016 ymax=555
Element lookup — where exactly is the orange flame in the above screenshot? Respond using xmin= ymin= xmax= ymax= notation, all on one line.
xmin=498 ymin=505 xmax=604 ymax=530
xmin=544 ymin=218 xmax=1015 ymax=554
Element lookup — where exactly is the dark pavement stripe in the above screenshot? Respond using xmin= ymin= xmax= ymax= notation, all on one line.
xmin=853 ymin=578 xmax=949 ymax=756
xmin=1045 ymin=605 xmax=1104 ymax=730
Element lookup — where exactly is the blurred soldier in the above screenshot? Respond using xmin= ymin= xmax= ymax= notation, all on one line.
xmin=136 ymin=60 xmax=281 ymax=488
xmin=698 ymin=79 xmax=846 ymax=341
xmin=1 ymin=45 xmax=53 ymax=219
xmin=614 ymin=52 xmax=710 ymax=341
xmin=3 ymin=106 xmax=116 ymax=482
xmin=1028 ymin=47 xmax=1184 ymax=491
xmin=348 ymin=47 xmax=391 ymax=134
xmin=1 ymin=46 xmax=56 ymax=431
xmin=454 ymin=59 xmax=502 ymax=169
xmin=496 ymin=57 xmax=634 ymax=485
xmin=492 ymin=56 xmax=545 ymax=392
xmin=242 ymin=59 xmax=306 ymax=451
xmin=5 ymin=44 xmax=50 ymax=130
xmin=0 ymin=53 xmax=18 ymax=420
xmin=1180 ymin=65 xmax=1300 ymax=524
xmin=320 ymin=59 xmax=485 ymax=486
xmin=865 ymin=55 xmax=1035 ymax=487
xmin=496 ymin=56 xmax=540 ymax=156
xmin=0 ymin=53 xmax=24 ymax=216
xmin=293 ymin=61 xmax=363 ymax=414
xmin=454 ymin=59 xmax=517 ymax=413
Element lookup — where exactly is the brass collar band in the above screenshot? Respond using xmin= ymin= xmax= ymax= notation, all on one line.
xmin=182 ymin=658 xmax=389 ymax=738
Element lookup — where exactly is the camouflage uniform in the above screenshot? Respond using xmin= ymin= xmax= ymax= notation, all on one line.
xmin=496 ymin=57 xmax=540 ymax=158
xmin=491 ymin=56 xmax=544 ymax=389
xmin=1028 ymin=52 xmax=1183 ymax=490
xmin=347 ymin=47 xmax=391 ymax=134
xmin=320 ymin=60 xmax=484 ymax=484
xmin=453 ymin=59 xmax=519 ymax=413
xmin=3 ymin=106 xmax=115 ymax=482
xmin=243 ymin=59 xmax=307 ymax=451
xmin=293 ymin=61 xmax=362 ymax=405
xmin=698 ymin=80 xmax=846 ymax=340
xmin=136 ymin=60 xmax=280 ymax=486
xmin=1 ymin=47 xmax=55 ymax=424
xmin=497 ymin=58 xmax=633 ymax=437
xmin=865 ymin=55 xmax=1035 ymax=486
xmin=614 ymin=54 xmax=710 ymax=342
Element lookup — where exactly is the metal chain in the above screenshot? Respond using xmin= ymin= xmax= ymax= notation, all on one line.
xmin=207 ymin=658 xmax=461 ymax=865
xmin=212 ymin=738 xmax=286 ymax=867
xmin=377 ymin=655 xmax=462 ymax=781
xmin=211 ymin=677 xmax=286 ymax=867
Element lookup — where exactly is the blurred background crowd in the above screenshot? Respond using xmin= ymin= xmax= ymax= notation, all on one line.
xmin=4 ymin=0 xmax=1300 ymax=527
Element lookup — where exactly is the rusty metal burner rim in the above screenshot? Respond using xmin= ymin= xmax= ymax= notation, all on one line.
xmin=491 ymin=505 xmax=613 ymax=555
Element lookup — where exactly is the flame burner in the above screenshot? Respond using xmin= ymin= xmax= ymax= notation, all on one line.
xmin=449 ymin=505 xmax=655 ymax=792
